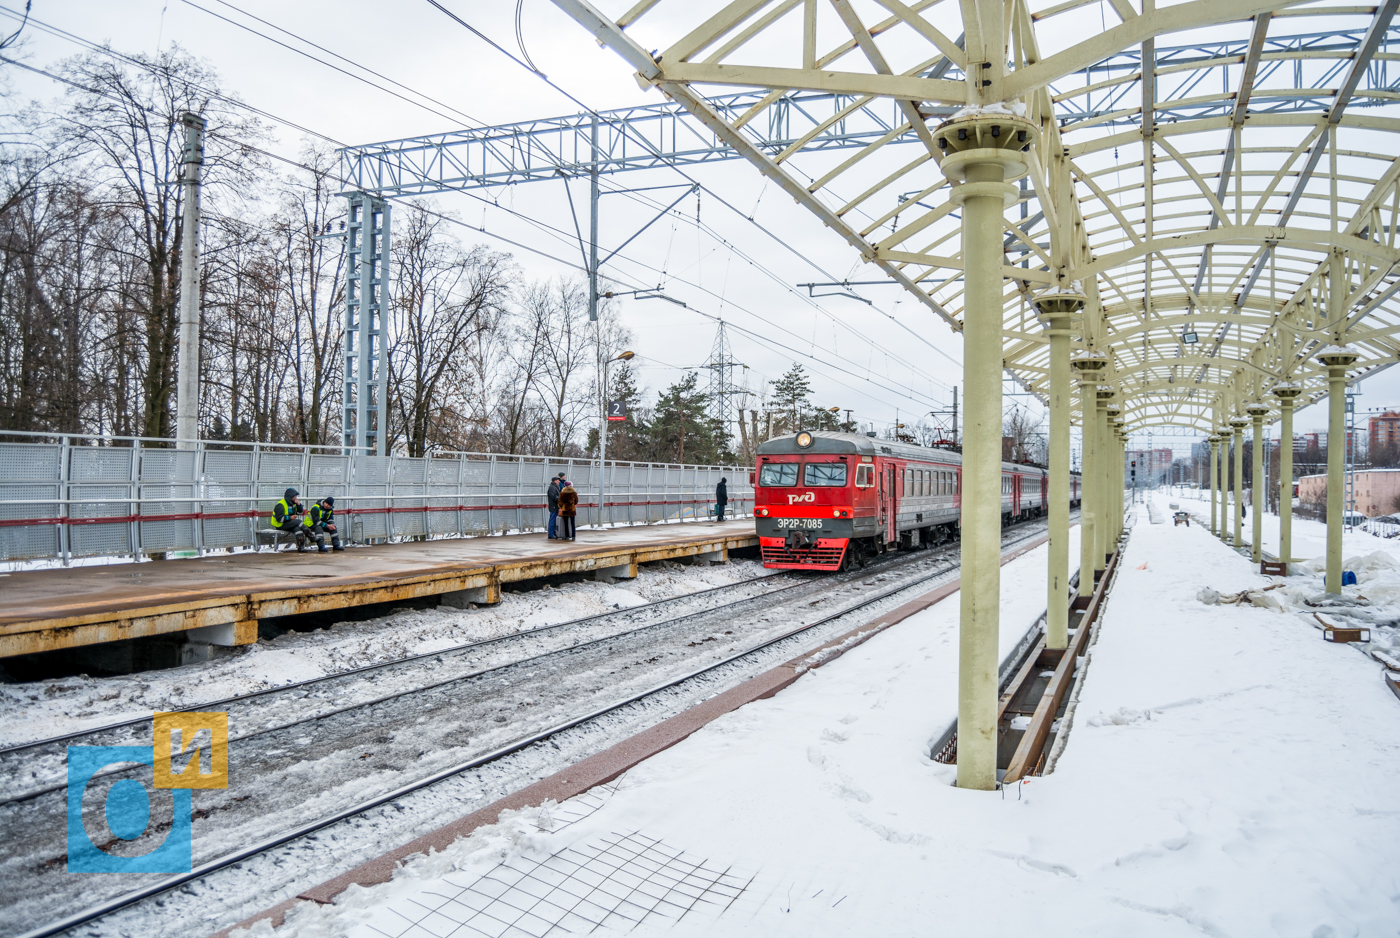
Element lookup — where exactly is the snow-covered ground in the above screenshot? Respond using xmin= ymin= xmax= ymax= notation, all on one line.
xmin=1172 ymin=489 xmax=1400 ymax=665
xmin=241 ymin=500 xmax=1400 ymax=938
xmin=0 ymin=558 xmax=766 ymax=747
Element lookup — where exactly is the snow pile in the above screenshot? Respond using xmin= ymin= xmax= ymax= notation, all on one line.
xmin=0 ymin=559 xmax=766 ymax=747
xmin=237 ymin=510 xmax=1400 ymax=936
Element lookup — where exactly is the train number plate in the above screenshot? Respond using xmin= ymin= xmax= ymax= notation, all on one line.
xmin=775 ymin=518 xmax=824 ymax=529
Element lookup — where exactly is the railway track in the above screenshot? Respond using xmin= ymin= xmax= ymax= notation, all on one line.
xmin=6 ymin=517 xmax=1059 ymax=938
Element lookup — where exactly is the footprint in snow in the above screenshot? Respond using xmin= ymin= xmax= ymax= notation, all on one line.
xmin=821 ymin=728 xmax=849 ymax=743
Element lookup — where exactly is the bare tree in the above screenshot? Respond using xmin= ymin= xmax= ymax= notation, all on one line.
xmin=388 ymin=204 xmax=514 ymax=457
xmin=56 ymin=45 xmax=264 ymax=439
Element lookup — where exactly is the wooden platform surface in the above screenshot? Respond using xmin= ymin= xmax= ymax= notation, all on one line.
xmin=0 ymin=521 xmax=758 ymax=657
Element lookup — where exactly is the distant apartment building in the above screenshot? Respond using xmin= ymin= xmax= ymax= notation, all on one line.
xmin=1298 ymin=469 xmax=1400 ymax=517
xmin=1370 ymin=410 xmax=1400 ymax=454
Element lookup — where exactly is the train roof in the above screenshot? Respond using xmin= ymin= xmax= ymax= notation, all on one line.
xmin=756 ymin=431 xmax=1059 ymax=474
xmin=757 ymin=431 xmax=962 ymax=463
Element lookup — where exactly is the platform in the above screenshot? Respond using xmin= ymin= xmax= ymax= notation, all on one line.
xmin=235 ymin=497 xmax=1400 ymax=937
xmin=0 ymin=521 xmax=757 ymax=658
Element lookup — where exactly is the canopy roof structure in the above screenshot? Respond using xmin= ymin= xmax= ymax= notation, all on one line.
xmin=544 ymin=0 xmax=1400 ymax=433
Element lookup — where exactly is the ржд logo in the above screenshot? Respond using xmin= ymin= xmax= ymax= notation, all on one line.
xmin=67 ymin=711 xmax=228 ymax=873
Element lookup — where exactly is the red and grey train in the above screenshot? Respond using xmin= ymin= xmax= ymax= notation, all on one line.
xmin=754 ymin=431 xmax=1081 ymax=571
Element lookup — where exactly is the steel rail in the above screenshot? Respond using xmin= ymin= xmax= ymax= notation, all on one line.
xmin=0 ymin=569 xmax=797 ymax=756
xmin=17 ymin=525 xmax=1054 ymax=938
xmin=5 ymin=526 xmax=1024 ymax=806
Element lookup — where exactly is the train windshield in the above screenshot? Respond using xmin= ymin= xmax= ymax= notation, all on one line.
xmin=803 ymin=463 xmax=847 ymax=486
xmin=759 ymin=463 xmax=799 ymax=486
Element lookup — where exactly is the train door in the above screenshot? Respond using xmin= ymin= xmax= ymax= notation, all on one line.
xmin=885 ymin=465 xmax=898 ymax=543
xmin=1040 ymin=472 xmax=1048 ymax=508
xmin=1012 ymin=473 xmax=1022 ymax=517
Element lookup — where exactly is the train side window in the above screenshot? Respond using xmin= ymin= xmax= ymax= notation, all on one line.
xmin=804 ymin=462 xmax=848 ymax=486
xmin=855 ymin=464 xmax=874 ymax=488
xmin=759 ymin=463 xmax=798 ymax=487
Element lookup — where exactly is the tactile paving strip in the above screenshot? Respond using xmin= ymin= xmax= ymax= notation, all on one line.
xmin=352 ymin=831 xmax=752 ymax=937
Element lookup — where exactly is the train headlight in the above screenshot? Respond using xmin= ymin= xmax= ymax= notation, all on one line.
xmin=833 ymin=509 xmax=841 ymax=518
xmin=796 ymin=431 xmax=813 ymax=448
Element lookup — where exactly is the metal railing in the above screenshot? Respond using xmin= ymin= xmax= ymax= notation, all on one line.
xmin=0 ymin=431 xmax=753 ymax=563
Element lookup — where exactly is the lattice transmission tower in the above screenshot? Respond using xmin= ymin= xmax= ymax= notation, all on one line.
xmin=703 ymin=321 xmax=746 ymax=445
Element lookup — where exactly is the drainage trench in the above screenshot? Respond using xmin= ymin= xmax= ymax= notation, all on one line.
xmin=931 ymin=539 xmax=1124 ymax=785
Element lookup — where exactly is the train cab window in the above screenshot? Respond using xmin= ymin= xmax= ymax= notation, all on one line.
xmin=854 ymin=464 xmax=874 ymax=488
xmin=759 ymin=463 xmax=798 ymax=487
xmin=804 ymin=463 xmax=848 ymax=486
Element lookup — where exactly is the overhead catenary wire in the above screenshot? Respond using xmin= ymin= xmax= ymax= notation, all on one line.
xmin=0 ymin=5 xmax=956 ymax=417
xmin=5 ymin=1 xmax=958 ymax=399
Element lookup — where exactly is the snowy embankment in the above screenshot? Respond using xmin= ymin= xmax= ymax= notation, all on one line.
xmin=0 ymin=559 xmax=765 ymax=747
xmin=243 ymin=506 xmax=1400 ymax=938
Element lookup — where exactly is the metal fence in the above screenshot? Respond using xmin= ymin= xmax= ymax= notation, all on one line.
xmin=0 ymin=432 xmax=753 ymax=563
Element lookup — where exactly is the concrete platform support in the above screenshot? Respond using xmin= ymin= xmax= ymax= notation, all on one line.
xmin=594 ymin=560 xmax=639 ymax=581
xmin=1273 ymin=384 xmax=1302 ymax=567
xmin=935 ymin=107 xmax=1039 ymax=791
xmin=1035 ymin=293 xmax=1084 ymax=651
xmin=1248 ymin=404 xmax=1269 ymax=564
xmin=1317 ymin=346 xmax=1359 ymax=593
xmin=439 ymin=580 xmax=502 ymax=609
xmin=1073 ymin=353 xmax=1107 ymax=600
xmin=689 ymin=548 xmax=726 ymax=565
xmin=1208 ymin=436 xmax=1220 ymax=535
xmin=1231 ymin=418 xmax=1247 ymax=547
xmin=186 ymin=620 xmax=257 ymax=646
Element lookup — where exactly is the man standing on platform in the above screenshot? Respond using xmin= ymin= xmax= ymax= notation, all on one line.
xmin=547 ymin=472 xmax=564 ymax=539
xmin=715 ymin=477 xmax=728 ymax=522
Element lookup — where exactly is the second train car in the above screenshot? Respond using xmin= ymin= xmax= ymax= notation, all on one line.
xmin=753 ymin=430 xmax=1081 ymax=571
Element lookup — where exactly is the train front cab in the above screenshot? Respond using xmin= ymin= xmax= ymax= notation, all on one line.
xmin=754 ymin=436 xmax=871 ymax=571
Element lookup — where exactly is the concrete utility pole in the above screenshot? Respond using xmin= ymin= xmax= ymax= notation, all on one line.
xmin=1231 ymin=417 xmax=1247 ymax=547
xmin=1318 ymin=346 xmax=1358 ymax=592
xmin=1274 ymin=384 xmax=1302 ymax=570
xmin=1036 ymin=290 xmax=1084 ymax=652
xmin=588 ymin=112 xmax=600 ymax=322
xmin=1249 ymin=404 xmax=1268 ymax=563
xmin=933 ymin=104 xmax=1039 ymax=792
xmin=175 ymin=112 xmax=205 ymax=449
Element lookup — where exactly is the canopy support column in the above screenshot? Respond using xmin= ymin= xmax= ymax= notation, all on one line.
xmin=1208 ymin=437 xmax=1220 ymax=535
xmin=1317 ymin=347 xmax=1359 ymax=592
xmin=1273 ymin=385 xmax=1302 ymax=571
xmin=1248 ymin=404 xmax=1269 ymax=564
xmin=1034 ymin=292 xmax=1085 ymax=652
xmin=935 ymin=110 xmax=1039 ymax=792
xmin=1231 ymin=418 xmax=1246 ymax=548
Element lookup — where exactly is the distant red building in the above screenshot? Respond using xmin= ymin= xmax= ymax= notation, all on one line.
xmin=1370 ymin=411 xmax=1400 ymax=454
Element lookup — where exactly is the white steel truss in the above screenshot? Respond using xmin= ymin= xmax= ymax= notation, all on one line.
xmin=522 ymin=0 xmax=1400 ymax=434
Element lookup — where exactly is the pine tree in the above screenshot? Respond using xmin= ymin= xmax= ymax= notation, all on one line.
xmin=769 ymin=362 xmax=812 ymax=434
xmin=649 ymin=372 xmax=724 ymax=464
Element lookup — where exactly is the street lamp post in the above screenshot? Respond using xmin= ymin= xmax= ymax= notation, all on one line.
xmin=599 ymin=350 xmax=635 ymax=528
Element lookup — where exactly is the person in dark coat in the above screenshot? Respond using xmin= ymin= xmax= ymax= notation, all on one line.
xmin=547 ymin=472 xmax=564 ymax=538
xmin=558 ymin=479 xmax=579 ymax=540
xmin=715 ymin=477 xmax=728 ymax=522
